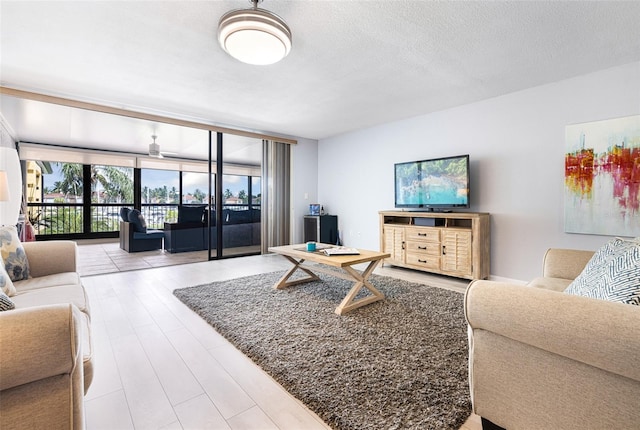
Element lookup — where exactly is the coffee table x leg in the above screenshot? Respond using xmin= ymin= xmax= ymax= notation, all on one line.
xmin=274 ymin=255 xmax=320 ymax=288
xmin=274 ymin=256 xmax=385 ymax=315
xmin=335 ymin=260 xmax=384 ymax=315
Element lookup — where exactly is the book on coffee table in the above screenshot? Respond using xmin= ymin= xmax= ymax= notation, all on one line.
xmin=323 ymin=246 xmax=360 ymax=256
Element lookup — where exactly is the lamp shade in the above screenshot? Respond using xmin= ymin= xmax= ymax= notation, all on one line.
xmin=0 ymin=147 xmax=21 ymax=226
xmin=0 ymin=171 xmax=9 ymax=201
xmin=218 ymin=6 xmax=292 ymax=65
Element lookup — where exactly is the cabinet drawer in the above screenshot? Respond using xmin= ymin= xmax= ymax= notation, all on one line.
xmin=406 ymin=253 xmax=440 ymax=270
xmin=405 ymin=241 xmax=440 ymax=256
xmin=406 ymin=227 xmax=440 ymax=242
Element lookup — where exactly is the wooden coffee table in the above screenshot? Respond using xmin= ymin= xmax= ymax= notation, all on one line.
xmin=268 ymin=244 xmax=391 ymax=315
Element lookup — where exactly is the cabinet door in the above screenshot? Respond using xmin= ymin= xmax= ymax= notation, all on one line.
xmin=441 ymin=229 xmax=472 ymax=275
xmin=383 ymin=226 xmax=404 ymax=264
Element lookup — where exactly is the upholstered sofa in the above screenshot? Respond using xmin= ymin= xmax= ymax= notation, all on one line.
xmin=0 ymin=240 xmax=92 ymax=430
xmin=465 ymin=247 xmax=640 ymax=430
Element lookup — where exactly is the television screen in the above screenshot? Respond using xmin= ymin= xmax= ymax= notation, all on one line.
xmin=394 ymin=154 xmax=470 ymax=209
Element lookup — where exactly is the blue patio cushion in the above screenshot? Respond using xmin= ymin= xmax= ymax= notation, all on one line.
xmin=203 ymin=209 xmax=216 ymax=226
xmin=120 ymin=207 xmax=131 ymax=222
xmin=133 ymin=230 xmax=164 ymax=240
xmin=251 ymin=208 xmax=261 ymax=223
xmin=127 ymin=209 xmax=147 ymax=233
xmin=227 ymin=209 xmax=252 ymax=224
xmin=178 ymin=205 xmax=206 ymax=223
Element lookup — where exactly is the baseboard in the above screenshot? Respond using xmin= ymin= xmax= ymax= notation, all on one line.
xmin=486 ymin=275 xmax=527 ymax=285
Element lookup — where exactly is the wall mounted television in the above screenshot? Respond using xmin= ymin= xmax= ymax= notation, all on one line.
xmin=394 ymin=154 xmax=470 ymax=210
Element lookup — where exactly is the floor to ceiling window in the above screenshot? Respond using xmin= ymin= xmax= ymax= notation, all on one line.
xmin=23 ymin=157 xmax=263 ymax=254
xmin=26 ymin=161 xmax=135 ymax=238
xmin=90 ymin=164 xmax=134 ymax=233
xmin=140 ymin=168 xmax=180 ymax=229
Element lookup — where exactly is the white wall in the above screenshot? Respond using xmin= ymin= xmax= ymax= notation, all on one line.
xmin=316 ymin=61 xmax=640 ymax=281
xmin=290 ymin=137 xmax=319 ymax=244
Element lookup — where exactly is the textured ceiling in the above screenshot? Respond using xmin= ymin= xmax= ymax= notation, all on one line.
xmin=1 ymin=0 xmax=640 ymax=152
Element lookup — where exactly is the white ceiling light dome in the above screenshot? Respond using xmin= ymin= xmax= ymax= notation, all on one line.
xmin=218 ymin=0 xmax=292 ymax=66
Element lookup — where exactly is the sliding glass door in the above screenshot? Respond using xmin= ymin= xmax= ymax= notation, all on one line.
xmin=210 ymin=133 xmax=262 ymax=258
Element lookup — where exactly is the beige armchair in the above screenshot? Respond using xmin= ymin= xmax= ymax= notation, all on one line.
xmin=0 ymin=304 xmax=86 ymax=429
xmin=465 ymin=249 xmax=640 ymax=429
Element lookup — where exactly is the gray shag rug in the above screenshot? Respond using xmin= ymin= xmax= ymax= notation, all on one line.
xmin=173 ymin=271 xmax=471 ymax=430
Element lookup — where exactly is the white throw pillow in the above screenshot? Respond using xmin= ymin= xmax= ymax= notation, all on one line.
xmin=564 ymin=237 xmax=640 ymax=305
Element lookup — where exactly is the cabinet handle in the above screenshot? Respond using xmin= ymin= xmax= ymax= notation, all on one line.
xmin=418 ymin=259 xmax=427 ymax=263
xmin=442 ymin=245 xmax=446 ymax=255
xmin=418 ymin=233 xmax=427 ymax=237
xmin=402 ymin=241 xmax=405 ymax=250
xmin=418 ymin=246 xmax=427 ymax=250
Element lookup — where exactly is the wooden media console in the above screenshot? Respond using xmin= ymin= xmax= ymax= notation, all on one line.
xmin=379 ymin=211 xmax=490 ymax=280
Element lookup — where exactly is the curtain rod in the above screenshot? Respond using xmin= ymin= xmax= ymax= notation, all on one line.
xmin=0 ymin=86 xmax=297 ymax=145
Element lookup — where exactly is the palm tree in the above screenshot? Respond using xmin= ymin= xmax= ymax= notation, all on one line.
xmin=193 ymin=188 xmax=206 ymax=203
xmin=55 ymin=163 xmax=83 ymax=202
xmin=159 ymin=185 xmax=168 ymax=203
xmin=90 ymin=166 xmax=108 ymax=203
xmin=224 ymin=188 xmax=233 ymax=201
xmin=100 ymin=166 xmax=133 ymax=203
xmin=54 ymin=163 xmax=122 ymax=203
xmin=142 ymin=186 xmax=150 ymax=204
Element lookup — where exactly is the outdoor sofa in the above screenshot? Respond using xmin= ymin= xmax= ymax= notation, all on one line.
xmin=164 ymin=206 xmax=260 ymax=253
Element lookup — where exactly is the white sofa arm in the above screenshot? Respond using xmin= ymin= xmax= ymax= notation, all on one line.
xmin=465 ymin=280 xmax=640 ymax=382
xmin=0 ymin=304 xmax=83 ymax=391
xmin=22 ymin=240 xmax=78 ymax=277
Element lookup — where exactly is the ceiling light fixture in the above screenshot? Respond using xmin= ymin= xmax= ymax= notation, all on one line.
xmin=218 ymin=0 xmax=292 ymax=65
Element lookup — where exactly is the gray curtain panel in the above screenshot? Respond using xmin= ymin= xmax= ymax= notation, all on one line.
xmin=261 ymin=140 xmax=290 ymax=253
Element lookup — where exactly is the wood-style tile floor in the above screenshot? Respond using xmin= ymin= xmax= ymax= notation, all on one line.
xmin=75 ymin=239 xmax=260 ymax=277
xmin=79 ymin=244 xmax=481 ymax=429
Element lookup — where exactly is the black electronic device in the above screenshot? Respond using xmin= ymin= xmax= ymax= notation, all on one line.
xmin=303 ymin=215 xmax=338 ymax=244
xmin=394 ymin=154 xmax=470 ymax=210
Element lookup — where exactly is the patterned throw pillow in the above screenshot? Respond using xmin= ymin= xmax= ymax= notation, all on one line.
xmin=0 ymin=225 xmax=30 ymax=282
xmin=0 ymin=258 xmax=16 ymax=296
xmin=564 ymin=238 xmax=640 ymax=305
xmin=0 ymin=288 xmax=15 ymax=311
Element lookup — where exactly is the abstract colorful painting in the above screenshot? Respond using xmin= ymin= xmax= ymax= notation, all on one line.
xmin=565 ymin=115 xmax=640 ymax=236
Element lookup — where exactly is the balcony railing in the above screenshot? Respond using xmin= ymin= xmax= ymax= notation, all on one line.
xmin=30 ymin=203 xmax=85 ymax=235
xmin=27 ymin=203 xmax=259 ymax=237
